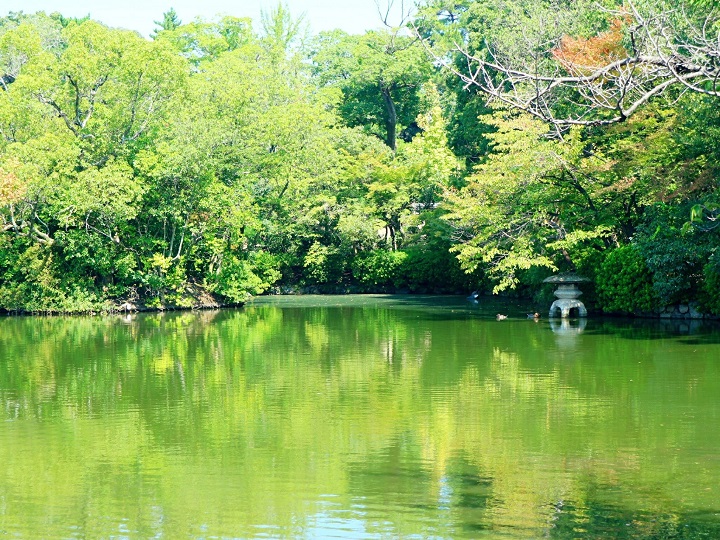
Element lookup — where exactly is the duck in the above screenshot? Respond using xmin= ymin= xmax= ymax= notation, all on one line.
xmin=496 ymin=314 xmax=508 ymax=320
xmin=527 ymin=312 xmax=540 ymax=319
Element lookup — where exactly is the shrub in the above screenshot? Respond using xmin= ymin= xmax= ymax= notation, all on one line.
xmin=400 ymin=246 xmax=476 ymax=292
xmin=249 ymin=250 xmax=282 ymax=290
xmin=212 ymin=255 xmax=268 ymax=303
xmin=303 ymin=243 xmax=348 ymax=285
xmin=699 ymin=251 xmax=720 ymax=315
xmin=351 ymin=249 xmax=407 ymax=288
xmin=596 ymin=245 xmax=658 ymax=314
xmin=634 ymin=203 xmax=710 ymax=305
xmin=0 ymin=241 xmax=106 ymax=313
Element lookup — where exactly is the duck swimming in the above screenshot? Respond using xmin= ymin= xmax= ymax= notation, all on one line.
xmin=496 ymin=314 xmax=508 ymax=320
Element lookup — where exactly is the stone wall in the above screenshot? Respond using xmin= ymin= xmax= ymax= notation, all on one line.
xmin=655 ymin=303 xmax=718 ymax=320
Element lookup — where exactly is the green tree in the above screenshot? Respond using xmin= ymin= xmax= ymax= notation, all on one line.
xmin=312 ymin=29 xmax=432 ymax=150
xmin=154 ymin=16 xmax=253 ymax=65
xmin=260 ymin=2 xmax=307 ymax=58
xmin=0 ymin=19 xmax=188 ymax=310
xmin=151 ymin=7 xmax=182 ymax=38
xmin=595 ymin=245 xmax=658 ymax=313
xmin=444 ymin=109 xmax=618 ymax=292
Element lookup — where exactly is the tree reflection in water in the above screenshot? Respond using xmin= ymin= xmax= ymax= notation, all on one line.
xmin=0 ymin=296 xmax=719 ymax=538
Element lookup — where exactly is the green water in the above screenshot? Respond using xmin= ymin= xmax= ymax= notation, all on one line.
xmin=1 ymin=295 xmax=719 ymax=539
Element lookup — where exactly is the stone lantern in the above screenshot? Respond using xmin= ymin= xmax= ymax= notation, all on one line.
xmin=543 ymin=273 xmax=590 ymax=318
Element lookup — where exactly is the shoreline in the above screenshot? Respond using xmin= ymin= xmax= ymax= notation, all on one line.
xmin=2 ymin=290 xmax=719 ymax=321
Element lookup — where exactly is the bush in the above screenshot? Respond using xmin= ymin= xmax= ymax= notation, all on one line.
xmin=699 ymin=251 xmax=720 ymax=315
xmin=400 ymin=246 xmax=476 ymax=293
xmin=351 ymin=249 xmax=407 ymax=288
xmin=249 ymin=250 xmax=282 ymax=291
xmin=0 ymin=241 xmax=106 ymax=313
xmin=303 ymin=243 xmax=348 ymax=285
xmin=212 ymin=255 xmax=269 ymax=303
xmin=634 ymin=203 xmax=710 ymax=305
xmin=596 ymin=245 xmax=658 ymax=314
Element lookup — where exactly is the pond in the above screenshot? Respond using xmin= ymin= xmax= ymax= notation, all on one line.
xmin=1 ymin=295 xmax=719 ymax=538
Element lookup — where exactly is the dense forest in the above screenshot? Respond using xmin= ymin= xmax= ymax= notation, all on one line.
xmin=0 ymin=0 xmax=718 ymax=315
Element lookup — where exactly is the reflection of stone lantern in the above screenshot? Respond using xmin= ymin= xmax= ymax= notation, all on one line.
xmin=549 ymin=317 xmax=587 ymax=350
xmin=549 ymin=317 xmax=587 ymax=334
xmin=543 ymin=273 xmax=590 ymax=318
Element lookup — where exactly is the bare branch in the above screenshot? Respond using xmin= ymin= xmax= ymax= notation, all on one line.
xmin=36 ymin=73 xmax=109 ymax=135
xmin=375 ymin=0 xmax=414 ymax=30
xmin=37 ymin=94 xmax=78 ymax=135
xmin=416 ymin=0 xmax=720 ymax=126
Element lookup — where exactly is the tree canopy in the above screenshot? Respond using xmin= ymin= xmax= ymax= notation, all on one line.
xmin=0 ymin=2 xmax=719 ymax=315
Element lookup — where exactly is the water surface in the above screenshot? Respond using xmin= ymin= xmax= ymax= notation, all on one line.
xmin=1 ymin=295 xmax=719 ymax=538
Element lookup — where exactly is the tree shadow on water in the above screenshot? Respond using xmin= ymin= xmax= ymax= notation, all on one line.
xmin=583 ymin=317 xmax=720 ymax=344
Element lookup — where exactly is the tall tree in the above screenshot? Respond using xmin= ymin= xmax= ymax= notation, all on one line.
xmin=154 ymin=16 xmax=253 ymax=65
xmin=260 ymin=2 xmax=307 ymax=56
xmin=312 ymin=29 xmax=432 ymax=150
xmin=0 ymin=18 xmax=188 ymax=309
xmin=151 ymin=7 xmax=182 ymax=38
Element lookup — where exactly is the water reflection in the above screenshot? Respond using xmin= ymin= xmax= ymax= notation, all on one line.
xmin=550 ymin=317 xmax=588 ymax=335
xmin=0 ymin=296 xmax=719 ymax=538
xmin=550 ymin=317 xmax=587 ymax=350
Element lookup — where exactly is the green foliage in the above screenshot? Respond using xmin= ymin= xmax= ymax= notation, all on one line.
xmin=0 ymin=240 xmax=106 ymax=313
xmin=151 ymin=8 xmax=182 ymax=38
xmin=303 ymin=243 xmax=348 ymax=285
xmin=211 ymin=255 xmax=267 ymax=303
xmin=634 ymin=204 xmax=710 ymax=305
xmin=400 ymin=246 xmax=471 ymax=293
xmin=311 ymin=29 xmax=433 ymax=150
xmin=54 ymin=229 xmax=137 ymax=293
xmin=400 ymin=206 xmax=480 ymax=293
xmin=444 ymin=87 xmax=495 ymax=167
xmin=249 ymin=251 xmax=282 ymax=291
xmin=154 ymin=16 xmax=253 ymax=64
xmin=699 ymin=251 xmax=720 ymax=315
xmin=351 ymin=249 xmax=408 ymax=288
xmin=595 ymin=246 xmax=658 ymax=314
xmin=445 ymin=111 xmax=591 ymax=293
xmin=260 ymin=2 xmax=307 ymax=57
xmin=1 ymin=6 xmax=719 ymax=313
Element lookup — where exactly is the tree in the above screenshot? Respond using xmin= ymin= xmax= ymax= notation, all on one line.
xmin=1 ymin=18 xmax=185 ymax=219
xmin=367 ymin=87 xmax=461 ymax=249
xmin=417 ymin=0 xmax=720 ymax=126
xmin=312 ymin=29 xmax=432 ymax=150
xmin=0 ymin=18 xmax=189 ymax=310
xmin=443 ymin=107 xmax=628 ymax=292
xmin=154 ymin=16 xmax=253 ymax=66
xmin=151 ymin=8 xmax=182 ymax=38
xmin=260 ymin=2 xmax=307 ymax=57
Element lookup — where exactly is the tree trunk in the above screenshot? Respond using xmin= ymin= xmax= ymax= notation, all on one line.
xmin=381 ymin=86 xmax=397 ymax=151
